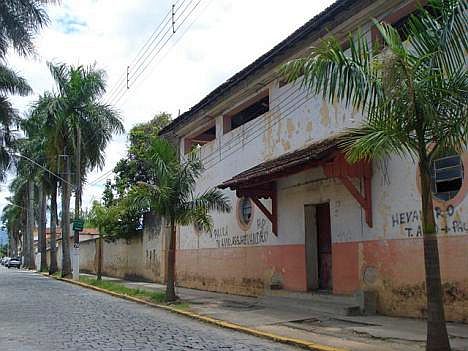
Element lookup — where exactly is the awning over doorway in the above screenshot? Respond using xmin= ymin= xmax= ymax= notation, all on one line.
xmin=218 ymin=136 xmax=373 ymax=235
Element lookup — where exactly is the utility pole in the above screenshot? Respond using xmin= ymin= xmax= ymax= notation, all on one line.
xmin=60 ymin=154 xmax=72 ymax=277
xmin=72 ymin=126 xmax=82 ymax=281
xmin=27 ymin=179 xmax=35 ymax=270
xmin=172 ymin=4 xmax=176 ymax=33
xmin=38 ymin=183 xmax=48 ymax=272
xmin=126 ymin=66 xmax=130 ymax=90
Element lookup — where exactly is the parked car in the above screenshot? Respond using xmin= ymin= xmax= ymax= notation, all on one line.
xmin=6 ymin=257 xmax=21 ymax=269
xmin=1 ymin=257 xmax=10 ymax=266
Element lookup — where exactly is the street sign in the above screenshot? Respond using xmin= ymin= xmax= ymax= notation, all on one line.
xmin=72 ymin=218 xmax=84 ymax=232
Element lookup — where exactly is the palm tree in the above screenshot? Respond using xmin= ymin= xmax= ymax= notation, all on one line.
xmin=0 ymin=0 xmax=58 ymax=179
xmin=1 ymin=201 xmax=24 ymax=257
xmin=36 ymin=63 xmax=124 ymax=278
xmin=21 ymin=113 xmax=52 ymax=272
xmin=0 ymin=66 xmax=32 ymax=180
xmin=132 ymin=139 xmax=231 ymax=301
xmin=282 ymin=1 xmax=467 ymax=350
xmin=8 ymin=155 xmax=35 ymax=268
xmin=4 ymin=176 xmax=29 ymax=260
xmin=0 ymin=0 xmax=56 ymax=57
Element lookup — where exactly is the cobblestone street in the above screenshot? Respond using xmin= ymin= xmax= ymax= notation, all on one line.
xmin=0 ymin=268 xmax=297 ymax=351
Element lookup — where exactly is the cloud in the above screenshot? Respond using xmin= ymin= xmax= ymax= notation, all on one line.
xmin=55 ymin=13 xmax=87 ymax=34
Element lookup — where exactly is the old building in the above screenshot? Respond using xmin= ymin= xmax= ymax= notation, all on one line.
xmin=159 ymin=0 xmax=467 ymax=321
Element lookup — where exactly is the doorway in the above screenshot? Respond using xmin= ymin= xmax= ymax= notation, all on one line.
xmin=304 ymin=203 xmax=332 ymax=291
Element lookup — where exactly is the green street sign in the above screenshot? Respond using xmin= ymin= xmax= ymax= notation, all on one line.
xmin=73 ymin=219 xmax=84 ymax=232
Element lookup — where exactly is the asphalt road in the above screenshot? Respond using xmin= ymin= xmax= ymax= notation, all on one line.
xmin=0 ymin=267 xmax=297 ymax=351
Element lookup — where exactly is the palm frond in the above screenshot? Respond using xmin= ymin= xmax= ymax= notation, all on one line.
xmin=406 ymin=0 xmax=468 ymax=76
xmin=281 ymin=31 xmax=382 ymax=114
xmin=340 ymin=120 xmax=417 ymax=163
xmin=0 ymin=64 xmax=32 ymax=96
xmin=178 ymin=206 xmax=213 ymax=233
xmin=0 ymin=0 xmax=52 ymax=57
xmin=187 ymin=188 xmax=231 ymax=213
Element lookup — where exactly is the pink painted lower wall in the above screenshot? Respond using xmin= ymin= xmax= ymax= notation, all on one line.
xmin=356 ymin=235 xmax=468 ymax=322
xmin=176 ymin=245 xmax=306 ymax=295
xmin=176 ymin=235 xmax=468 ymax=322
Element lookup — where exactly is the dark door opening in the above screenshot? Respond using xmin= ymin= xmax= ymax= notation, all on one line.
xmin=305 ymin=205 xmax=318 ymax=291
xmin=304 ymin=203 xmax=332 ymax=291
xmin=317 ymin=203 xmax=332 ymax=290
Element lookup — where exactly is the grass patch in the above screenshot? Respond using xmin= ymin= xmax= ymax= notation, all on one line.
xmin=79 ymin=275 xmax=166 ymax=303
xmin=171 ymin=302 xmax=190 ymax=310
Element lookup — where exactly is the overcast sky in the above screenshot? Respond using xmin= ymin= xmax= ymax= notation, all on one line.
xmin=1 ymin=0 xmax=336 ymax=213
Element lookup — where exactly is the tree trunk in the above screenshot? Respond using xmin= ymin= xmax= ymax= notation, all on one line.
xmin=38 ymin=183 xmax=48 ymax=272
xmin=61 ymin=156 xmax=72 ymax=278
xmin=97 ymin=234 xmax=102 ymax=280
xmin=26 ymin=180 xmax=35 ymax=270
xmin=10 ymin=231 xmax=17 ymax=257
xmin=419 ymin=160 xmax=451 ymax=351
xmin=165 ymin=219 xmax=177 ymax=302
xmin=49 ymin=182 xmax=58 ymax=275
xmin=23 ymin=203 xmax=29 ymax=267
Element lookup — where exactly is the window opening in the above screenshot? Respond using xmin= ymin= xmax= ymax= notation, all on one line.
xmin=226 ymin=95 xmax=269 ymax=132
xmin=431 ymin=155 xmax=464 ymax=201
xmin=184 ymin=125 xmax=216 ymax=154
xmin=239 ymin=197 xmax=253 ymax=226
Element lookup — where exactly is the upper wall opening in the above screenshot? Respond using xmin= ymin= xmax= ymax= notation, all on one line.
xmin=223 ymin=91 xmax=270 ymax=134
xmin=184 ymin=124 xmax=216 ymax=154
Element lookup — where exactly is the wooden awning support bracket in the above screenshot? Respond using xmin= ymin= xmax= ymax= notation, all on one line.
xmin=323 ymin=153 xmax=373 ymax=227
xmin=237 ymin=183 xmax=278 ymax=236
xmin=338 ymin=175 xmax=372 ymax=227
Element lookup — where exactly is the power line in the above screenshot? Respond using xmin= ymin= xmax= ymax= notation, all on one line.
xmin=104 ymin=1 xmax=188 ymax=107
xmin=101 ymin=3 xmax=179 ymax=105
xmin=12 ymin=153 xmax=74 ymax=187
xmin=127 ymin=0 xmax=195 ymax=85
xmin=119 ymin=0 xmax=211 ymax=107
xmin=128 ymin=0 xmax=186 ymax=82
xmin=87 ymin=169 xmax=114 ymax=186
xmin=86 ymin=0 xmax=209 ymax=188
xmin=80 ymin=0 xmax=205 ymax=184
xmin=108 ymin=0 xmax=204 ymax=108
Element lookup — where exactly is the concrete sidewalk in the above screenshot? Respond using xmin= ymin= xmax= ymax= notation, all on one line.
xmin=82 ymin=274 xmax=468 ymax=351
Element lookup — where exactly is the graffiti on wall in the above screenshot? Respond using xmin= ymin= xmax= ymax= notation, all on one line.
xmin=391 ymin=205 xmax=468 ymax=237
xmin=211 ymin=218 xmax=270 ymax=248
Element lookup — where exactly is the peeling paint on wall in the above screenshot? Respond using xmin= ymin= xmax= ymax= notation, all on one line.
xmin=286 ymin=119 xmax=295 ymax=138
xmin=319 ymin=100 xmax=330 ymax=127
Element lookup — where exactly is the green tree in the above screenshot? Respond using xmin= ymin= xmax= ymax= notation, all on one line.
xmin=20 ymin=113 xmax=53 ymax=272
xmin=8 ymin=146 xmax=36 ymax=269
xmin=131 ymin=139 xmax=231 ymax=301
xmin=91 ymin=113 xmax=172 ymax=246
xmin=282 ymin=1 xmax=467 ymax=350
xmin=1 ymin=201 xmax=24 ymax=257
xmin=36 ymin=63 xmax=124 ymax=277
xmin=114 ymin=112 xmax=171 ymax=196
xmin=0 ymin=62 xmax=32 ymax=181
xmin=88 ymin=200 xmax=118 ymax=280
xmin=0 ymin=0 xmax=56 ymax=57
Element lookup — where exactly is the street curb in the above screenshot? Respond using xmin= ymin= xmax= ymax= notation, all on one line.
xmin=39 ymin=272 xmax=346 ymax=351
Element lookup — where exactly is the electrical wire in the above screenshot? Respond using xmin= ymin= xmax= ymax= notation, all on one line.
xmin=77 ymin=1 xmax=206 ymax=189
xmin=86 ymin=0 xmax=209 ymax=188
xmin=11 ymin=153 xmax=74 ymax=187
